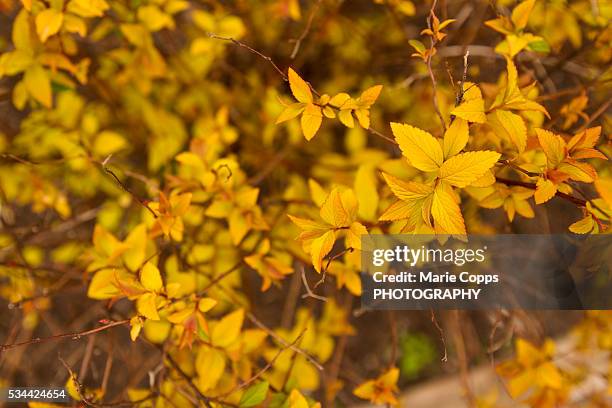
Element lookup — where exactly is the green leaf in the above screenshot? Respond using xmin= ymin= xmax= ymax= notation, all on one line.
xmin=527 ymin=39 xmax=550 ymax=53
xmin=408 ymin=39 xmax=426 ymax=54
xmin=239 ymin=381 xmax=269 ymax=407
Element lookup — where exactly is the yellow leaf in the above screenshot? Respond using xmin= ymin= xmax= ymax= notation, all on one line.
xmin=229 ymin=208 xmax=249 ymax=244
xmin=12 ymin=10 xmax=33 ymax=52
xmin=508 ymin=370 xmax=536 ymax=398
xmin=439 ymin=151 xmax=501 ymax=188
xmin=308 ymin=178 xmax=327 ymax=207
xmin=498 ymin=57 xmax=550 ymax=116
xmin=211 ymin=308 xmax=244 ymax=347
xmin=511 ymin=0 xmax=535 ymax=31
xmin=353 ymin=367 xmax=399 ymax=406
xmin=196 ymin=347 xmax=226 ymax=391
xmin=20 ymin=0 xmax=32 ymax=11
xmin=87 ymin=269 xmax=121 ymax=299
xmin=391 ymin=122 xmax=443 ymax=172
xmin=198 ymin=297 xmax=217 ymax=312
xmin=93 ymin=130 xmax=127 ymax=156
xmin=346 ymin=221 xmax=368 ymax=250
xmin=329 ymin=92 xmax=350 ymax=107
xmin=136 ymin=292 xmax=160 ymax=320
xmin=301 ymin=103 xmax=322 ymax=140
xmin=138 ymin=5 xmax=174 ymax=31
xmin=442 ymin=118 xmax=469 ymax=159
xmin=382 ymin=172 xmax=433 ymax=201
xmin=130 ymin=316 xmax=143 ymax=341
xmin=320 ymin=188 xmax=356 ymax=227
xmin=338 ymin=109 xmax=354 ymax=128
xmin=513 ymin=196 xmax=534 ymax=219
xmin=24 ymin=64 xmax=52 ymax=108
xmin=536 ymin=128 xmax=566 ymax=168
xmin=36 ymin=9 xmax=64 ymax=43
xmin=354 ymin=165 xmax=379 ymax=221
xmin=534 ymin=178 xmax=556 ymax=204
xmin=358 ymin=85 xmax=382 ymax=107
xmin=569 ymin=216 xmax=595 ymax=234
xmin=487 ymin=110 xmax=527 ymax=153
xmin=65 ymin=375 xmax=81 ymax=401
xmin=288 ymin=67 xmax=313 ymax=103
xmin=140 ymin=262 xmax=163 ymax=292
xmin=379 ymin=199 xmax=421 ymax=223
xmin=471 ymin=170 xmax=496 ymax=188
xmin=287 ymin=214 xmax=328 ymax=232
xmin=122 ymin=223 xmax=147 ymax=271
xmin=557 ymin=160 xmax=597 ymax=183
xmin=431 ymin=183 xmax=466 ymax=235
xmin=310 ymin=229 xmax=335 ymax=273
xmin=595 ymin=179 xmax=612 ymax=207
xmin=451 ymin=85 xmax=486 ymax=123
xmin=63 ymin=14 xmax=87 ymax=36
xmin=287 ymin=389 xmax=309 ymax=408
xmin=276 ymin=102 xmax=305 ymax=124
xmin=67 ymin=0 xmax=109 ymax=18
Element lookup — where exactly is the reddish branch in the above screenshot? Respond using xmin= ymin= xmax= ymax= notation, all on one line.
xmin=425 ymin=0 xmax=447 ymax=132
xmin=495 ymin=176 xmax=587 ymax=207
xmin=0 ymin=320 xmax=129 ymax=353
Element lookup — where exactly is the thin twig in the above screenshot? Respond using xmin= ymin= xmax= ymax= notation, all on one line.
xmin=425 ymin=0 xmax=447 ymax=132
xmin=165 ymin=354 xmax=214 ymax=408
xmin=101 ymin=160 xmax=158 ymax=218
xmin=246 ymin=312 xmax=324 ymax=371
xmin=221 ymin=329 xmax=307 ymax=398
xmin=290 ymin=0 xmax=323 ymax=59
xmin=0 ymin=320 xmax=129 ymax=352
xmin=431 ymin=309 xmax=448 ymax=362
xmin=300 ymin=265 xmax=328 ymax=302
xmin=495 ymin=176 xmax=587 ymax=207
xmin=206 ymin=32 xmax=288 ymax=81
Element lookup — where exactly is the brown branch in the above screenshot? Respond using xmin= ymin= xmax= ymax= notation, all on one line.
xmin=425 ymin=0 xmax=447 ymax=132
xmin=290 ymin=0 xmax=323 ymax=59
xmin=221 ymin=329 xmax=307 ymax=398
xmin=246 ymin=312 xmax=324 ymax=371
xmin=0 ymin=320 xmax=129 ymax=353
xmin=206 ymin=29 xmax=400 ymax=147
xmin=102 ymin=162 xmax=158 ymax=218
xmin=498 ymin=159 xmax=539 ymax=178
xmin=165 ymin=354 xmax=214 ymax=408
xmin=300 ymin=265 xmax=328 ymax=302
xmin=59 ymin=354 xmax=100 ymax=407
xmin=206 ymin=32 xmax=288 ymax=81
xmin=495 ymin=176 xmax=587 ymax=207
xmin=577 ymin=98 xmax=612 ymax=132
xmin=430 ymin=309 xmax=448 ymax=362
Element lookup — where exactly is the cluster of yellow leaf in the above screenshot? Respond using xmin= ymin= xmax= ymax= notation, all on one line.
xmin=0 ymin=0 xmax=106 ymax=108
xmin=485 ymin=0 xmax=550 ymax=56
xmin=244 ymin=238 xmax=293 ymax=291
xmin=380 ymin=119 xmax=500 ymax=235
xmin=148 ymin=192 xmax=192 ymax=241
xmin=266 ymin=303 xmax=354 ymax=392
xmin=497 ymin=338 xmax=567 ymax=407
xmin=409 ymin=14 xmax=455 ymax=59
xmin=534 ymin=127 xmax=605 ymax=204
xmin=353 ymin=367 xmax=400 ymax=406
xmin=289 ymin=187 xmax=368 ymax=272
xmin=476 ymin=184 xmax=535 ymax=222
xmin=534 ymin=127 xmax=608 ymax=233
xmin=487 ymin=56 xmax=549 ymax=153
xmin=276 ymin=68 xmax=382 ymax=140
